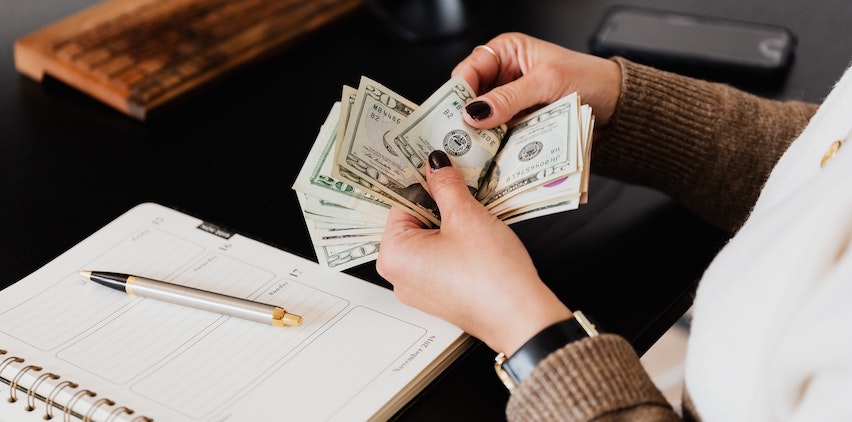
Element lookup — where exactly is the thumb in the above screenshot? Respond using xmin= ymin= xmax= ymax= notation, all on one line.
xmin=425 ymin=150 xmax=483 ymax=223
xmin=463 ymin=75 xmax=558 ymax=129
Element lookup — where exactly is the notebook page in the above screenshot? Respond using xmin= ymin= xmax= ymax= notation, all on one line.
xmin=0 ymin=202 xmax=468 ymax=421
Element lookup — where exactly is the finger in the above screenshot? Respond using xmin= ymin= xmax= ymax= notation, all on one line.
xmin=384 ymin=206 xmax=424 ymax=232
xmin=451 ymin=45 xmax=502 ymax=95
xmin=462 ymin=72 xmax=561 ymax=129
xmin=425 ymin=151 xmax=485 ymax=223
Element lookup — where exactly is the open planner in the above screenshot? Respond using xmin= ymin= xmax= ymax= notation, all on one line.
xmin=0 ymin=203 xmax=471 ymax=421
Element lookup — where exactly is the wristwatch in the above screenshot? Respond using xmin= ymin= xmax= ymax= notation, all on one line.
xmin=494 ymin=310 xmax=600 ymax=394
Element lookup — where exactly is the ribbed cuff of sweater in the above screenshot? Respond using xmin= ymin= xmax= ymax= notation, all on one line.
xmin=594 ymin=57 xmax=720 ymax=207
xmin=592 ymin=57 xmax=815 ymax=233
xmin=506 ymin=334 xmax=671 ymax=421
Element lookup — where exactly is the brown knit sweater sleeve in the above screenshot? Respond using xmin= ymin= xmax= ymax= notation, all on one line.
xmin=592 ymin=58 xmax=817 ymax=234
xmin=505 ymin=61 xmax=820 ymax=421
xmin=506 ymin=334 xmax=680 ymax=421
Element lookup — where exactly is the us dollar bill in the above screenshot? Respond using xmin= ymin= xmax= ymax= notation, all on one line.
xmin=311 ymin=222 xmax=384 ymax=246
xmin=297 ymin=192 xmax=386 ymax=227
xmin=336 ymin=76 xmax=440 ymax=226
xmin=488 ymin=172 xmax=583 ymax=217
xmin=329 ymin=85 xmax=388 ymax=199
xmin=295 ymin=191 xmax=381 ymax=271
xmin=387 ymin=76 xmax=507 ymax=197
xmin=293 ymin=76 xmax=594 ymax=271
xmin=477 ymin=93 xmax=581 ymax=210
xmin=292 ymin=100 xmax=391 ymax=220
xmin=498 ymin=195 xmax=582 ymax=225
xmin=332 ymin=85 xmax=357 ymax=173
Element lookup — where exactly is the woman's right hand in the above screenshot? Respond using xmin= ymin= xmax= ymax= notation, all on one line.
xmin=452 ymin=32 xmax=623 ymax=136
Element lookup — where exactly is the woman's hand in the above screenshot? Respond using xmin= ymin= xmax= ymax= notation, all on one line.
xmin=377 ymin=151 xmax=571 ymax=356
xmin=452 ymin=32 xmax=622 ymax=136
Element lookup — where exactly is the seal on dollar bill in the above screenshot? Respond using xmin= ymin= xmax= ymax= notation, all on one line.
xmin=443 ymin=129 xmax=472 ymax=156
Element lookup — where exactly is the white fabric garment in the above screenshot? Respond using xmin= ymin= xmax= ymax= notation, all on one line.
xmin=686 ymin=62 xmax=852 ymax=421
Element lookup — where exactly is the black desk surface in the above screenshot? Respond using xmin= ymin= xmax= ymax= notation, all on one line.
xmin=1 ymin=0 xmax=850 ymax=420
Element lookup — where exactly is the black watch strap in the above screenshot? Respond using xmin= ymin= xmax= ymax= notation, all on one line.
xmin=494 ymin=311 xmax=600 ymax=393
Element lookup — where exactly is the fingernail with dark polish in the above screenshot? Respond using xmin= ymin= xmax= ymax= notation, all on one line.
xmin=465 ymin=101 xmax=491 ymax=120
xmin=428 ymin=150 xmax=452 ymax=170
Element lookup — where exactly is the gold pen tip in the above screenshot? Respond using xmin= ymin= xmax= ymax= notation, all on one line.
xmin=78 ymin=270 xmax=92 ymax=280
xmin=272 ymin=307 xmax=302 ymax=326
xmin=282 ymin=313 xmax=303 ymax=326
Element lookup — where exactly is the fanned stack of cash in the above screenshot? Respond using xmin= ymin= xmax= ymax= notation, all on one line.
xmin=293 ymin=76 xmax=594 ymax=271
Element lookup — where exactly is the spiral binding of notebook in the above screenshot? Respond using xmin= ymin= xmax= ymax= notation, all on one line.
xmin=1 ymin=349 xmax=152 ymax=422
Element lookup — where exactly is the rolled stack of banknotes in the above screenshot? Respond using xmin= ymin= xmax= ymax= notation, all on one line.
xmin=293 ymin=76 xmax=593 ymax=271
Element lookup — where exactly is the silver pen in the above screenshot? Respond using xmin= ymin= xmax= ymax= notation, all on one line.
xmin=78 ymin=271 xmax=302 ymax=326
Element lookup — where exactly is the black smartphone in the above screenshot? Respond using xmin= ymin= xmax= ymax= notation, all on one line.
xmin=589 ymin=6 xmax=797 ymax=82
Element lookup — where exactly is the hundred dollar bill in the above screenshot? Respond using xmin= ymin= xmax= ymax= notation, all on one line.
xmin=336 ymin=76 xmax=440 ymax=226
xmin=292 ymin=101 xmax=392 ymax=220
xmin=477 ymin=93 xmax=581 ymax=210
xmin=387 ymin=76 xmax=507 ymax=197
